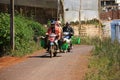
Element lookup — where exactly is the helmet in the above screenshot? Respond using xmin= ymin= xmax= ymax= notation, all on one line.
xmin=57 ymin=21 xmax=61 ymax=24
xmin=66 ymin=22 xmax=70 ymax=25
xmin=51 ymin=20 xmax=56 ymax=25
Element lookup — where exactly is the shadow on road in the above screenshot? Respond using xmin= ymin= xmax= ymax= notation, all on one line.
xmin=28 ymin=54 xmax=62 ymax=58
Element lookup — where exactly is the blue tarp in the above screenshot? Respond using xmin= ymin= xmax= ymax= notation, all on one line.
xmin=111 ymin=20 xmax=120 ymax=42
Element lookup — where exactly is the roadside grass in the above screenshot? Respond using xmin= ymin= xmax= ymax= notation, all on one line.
xmin=84 ymin=37 xmax=120 ymax=80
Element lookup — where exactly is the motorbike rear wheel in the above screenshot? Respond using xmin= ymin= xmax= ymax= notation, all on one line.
xmin=53 ymin=52 xmax=57 ymax=57
xmin=68 ymin=48 xmax=70 ymax=52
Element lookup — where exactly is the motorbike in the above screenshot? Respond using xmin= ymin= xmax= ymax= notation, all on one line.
xmin=62 ymin=32 xmax=72 ymax=53
xmin=48 ymin=33 xmax=58 ymax=58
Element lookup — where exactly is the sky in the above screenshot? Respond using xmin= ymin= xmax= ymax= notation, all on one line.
xmin=116 ymin=0 xmax=120 ymax=3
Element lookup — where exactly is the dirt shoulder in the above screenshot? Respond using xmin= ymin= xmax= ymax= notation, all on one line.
xmin=0 ymin=49 xmax=45 ymax=69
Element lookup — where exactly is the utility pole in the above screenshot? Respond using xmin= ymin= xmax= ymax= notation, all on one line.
xmin=10 ymin=0 xmax=15 ymax=50
xmin=57 ymin=0 xmax=60 ymax=20
xmin=79 ymin=0 xmax=81 ymax=36
xmin=98 ymin=0 xmax=102 ymax=39
xmin=98 ymin=0 xmax=101 ymax=19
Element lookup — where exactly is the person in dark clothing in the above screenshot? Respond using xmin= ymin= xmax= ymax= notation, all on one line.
xmin=62 ymin=22 xmax=74 ymax=50
xmin=63 ymin=22 xmax=74 ymax=38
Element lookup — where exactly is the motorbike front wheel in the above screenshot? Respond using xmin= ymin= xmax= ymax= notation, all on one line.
xmin=49 ymin=45 xmax=57 ymax=58
xmin=49 ymin=46 xmax=54 ymax=58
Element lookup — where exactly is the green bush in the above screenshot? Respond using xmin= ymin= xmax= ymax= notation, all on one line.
xmin=70 ymin=21 xmax=80 ymax=25
xmin=0 ymin=13 xmax=46 ymax=56
xmin=28 ymin=20 xmax=46 ymax=37
xmin=70 ymin=19 xmax=101 ymax=26
xmin=82 ymin=18 xmax=101 ymax=26
xmin=0 ymin=13 xmax=10 ymax=55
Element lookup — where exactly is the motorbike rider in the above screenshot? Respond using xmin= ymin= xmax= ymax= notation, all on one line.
xmin=62 ymin=22 xmax=74 ymax=48
xmin=46 ymin=21 xmax=61 ymax=52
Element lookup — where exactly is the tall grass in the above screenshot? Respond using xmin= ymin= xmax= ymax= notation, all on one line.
xmin=85 ymin=38 xmax=120 ymax=80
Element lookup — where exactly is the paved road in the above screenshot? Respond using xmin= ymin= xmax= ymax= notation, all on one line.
xmin=0 ymin=45 xmax=92 ymax=80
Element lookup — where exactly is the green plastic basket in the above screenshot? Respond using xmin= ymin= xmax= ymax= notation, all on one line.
xmin=76 ymin=38 xmax=80 ymax=44
xmin=61 ymin=43 xmax=69 ymax=50
xmin=72 ymin=36 xmax=80 ymax=44
xmin=40 ymin=39 xmax=45 ymax=48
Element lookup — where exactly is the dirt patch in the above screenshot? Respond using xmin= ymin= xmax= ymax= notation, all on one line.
xmin=0 ymin=49 xmax=45 ymax=70
xmin=71 ymin=54 xmax=90 ymax=80
xmin=0 ymin=56 xmax=24 ymax=69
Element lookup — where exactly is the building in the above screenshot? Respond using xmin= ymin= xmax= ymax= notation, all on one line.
xmin=0 ymin=0 xmax=64 ymax=24
xmin=100 ymin=0 xmax=120 ymax=20
xmin=100 ymin=0 xmax=118 ymax=12
xmin=116 ymin=0 xmax=120 ymax=9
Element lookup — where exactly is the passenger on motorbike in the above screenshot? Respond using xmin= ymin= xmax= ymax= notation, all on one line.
xmin=56 ymin=21 xmax=63 ymax=52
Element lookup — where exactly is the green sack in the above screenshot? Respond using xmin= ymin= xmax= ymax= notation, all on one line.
xmin=40 ymin=39 xmax=45 ymax=48
xmin=61 ymin=43 xmax=69 ymax=50
xmin=76 ymin=37 xmax=80 ymax=44
xmin=71 ymin=36 xmax=80 ymax=44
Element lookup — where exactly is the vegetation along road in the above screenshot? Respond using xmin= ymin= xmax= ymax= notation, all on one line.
xmin=0 ymin=45 xmax=92 ymax=80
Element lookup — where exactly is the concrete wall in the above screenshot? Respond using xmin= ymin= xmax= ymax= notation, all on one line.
xmin=64 ymin=0 xmax=99 ymax=23
xmin=72 ymin=26 xmax=79 ymax=36
xmin=102 ymin=21 xmax=111 ymax=38
xmin=73 ymin=24 xmax=101 ymax=38
xmin=0 ymin=0 xmax=57 ymax=8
